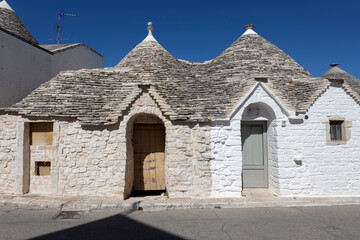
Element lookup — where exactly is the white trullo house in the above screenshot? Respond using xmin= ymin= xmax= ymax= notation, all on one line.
xmin=0 ymin=21 xmax=359 ymax=199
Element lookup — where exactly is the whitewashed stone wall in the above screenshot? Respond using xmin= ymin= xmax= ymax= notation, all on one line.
xmin=211 ymin=82 xmax=360 ymax=197
xmin=210 ymin=120 xmax=242 ymax=196
xmin=0 ymin=114 xmax=18 ymax=194
xmin=276 ymin=83 xmax=360 ymax=196
xmin=210 ymin=83 xmax=287 ymax=197
xmin=267 ymin=119 xmax=280 ymax=194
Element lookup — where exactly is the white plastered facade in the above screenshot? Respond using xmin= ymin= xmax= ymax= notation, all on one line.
xmin=210 ymin=82 xmax=360 ymax=197
xmin=276 ymin=83 xmax=360 ymax=196
xmin=0 ymin=31 xmax=103 ymax=107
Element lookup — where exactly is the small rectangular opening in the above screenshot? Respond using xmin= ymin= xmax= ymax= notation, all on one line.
xmin=30 ymin=122 xmax=53 ymax=145
xmin=35 ymin=161 xmax=51 ymax=176
xmin=255 ymin=78 xmax=268 ymax=83
xmin=328 ymin=79 xmax=344 ymax=84
xmin=330 ymin=120 xmax=344 ymax=141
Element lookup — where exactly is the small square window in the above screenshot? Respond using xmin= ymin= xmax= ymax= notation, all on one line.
xmin=35 ymin=162 xmax=51 ymax=176
xmin=330 ymin=120 xmax=344 ymax=141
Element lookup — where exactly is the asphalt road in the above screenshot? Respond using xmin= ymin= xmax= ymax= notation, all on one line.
xmin=0 ymin=205 xmax=359 ymax=240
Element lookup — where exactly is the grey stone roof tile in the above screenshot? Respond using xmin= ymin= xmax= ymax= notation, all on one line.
xmin=322 ymin=66 xmax=360 ymax=104
xmin=5 ymin=31 xmax=358 ymax=124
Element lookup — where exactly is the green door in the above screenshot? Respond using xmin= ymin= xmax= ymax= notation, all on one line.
xmin=241 ymin=122 xmax=268 ymax=188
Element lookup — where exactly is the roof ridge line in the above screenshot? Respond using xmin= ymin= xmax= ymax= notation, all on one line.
xmin=340 ymin=81 xmax=360 ymax=106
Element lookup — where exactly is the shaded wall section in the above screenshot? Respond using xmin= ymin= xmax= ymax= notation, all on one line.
xmin=0 ymin=31 xmax=103 ymax=107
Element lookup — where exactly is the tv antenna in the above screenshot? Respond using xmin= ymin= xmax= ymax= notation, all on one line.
xmin=49 ymin=11 xmax=76 ymax=44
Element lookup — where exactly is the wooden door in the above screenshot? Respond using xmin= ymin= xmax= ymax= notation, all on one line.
xmin=133 ymin=124 xmax=165 ymax=191
xmin=241 ymin=122 xmax=268 ymax=188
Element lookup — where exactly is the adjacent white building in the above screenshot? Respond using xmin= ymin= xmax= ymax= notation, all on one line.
xmin=0 ymin=0 xmax=103 ymax=107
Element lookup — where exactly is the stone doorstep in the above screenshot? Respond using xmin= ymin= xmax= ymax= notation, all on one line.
xmin=242 ymin=188 xmax=276 ymax=197
xmin=1 ymin=195 xmax=360 ymax=211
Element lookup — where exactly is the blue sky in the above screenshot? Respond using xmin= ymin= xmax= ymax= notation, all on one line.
xmin=7 ymin=0 xmax=360 ymax=78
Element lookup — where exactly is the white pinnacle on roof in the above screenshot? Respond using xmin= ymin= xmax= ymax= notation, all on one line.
xmin=142 ymin=22 xmax=157 ymax=42
xmin=0 ymin=0 xmax=14 ymax=12
xmin=242 ymin=24 xmax=258 ymax=36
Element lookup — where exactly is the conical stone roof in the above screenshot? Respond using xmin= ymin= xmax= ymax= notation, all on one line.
xmin=211 ymin=29 xmax=312 ymax=79
xmin=323 ymin=64 xmax=360 ymax=98
xmin=0 ymin=0 xmax=38 ymax=45
xmin=5 ymin=24 xmax=351 ymax=125
xmin=115 ymin=24 xmax=184 ymax=83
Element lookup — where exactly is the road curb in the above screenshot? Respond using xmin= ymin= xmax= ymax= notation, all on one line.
xmin=1 ymin=195 xmax=360 ymax=211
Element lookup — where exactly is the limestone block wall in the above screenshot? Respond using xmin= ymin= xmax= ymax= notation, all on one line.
xmin=0 ymin=114 xmax=18 ymax=194
xmin=0 ymin=92 xmax=212 ymax=197
xmin=120 ymin=92 xmax=212 ymax=198
xmin=57 ymin=121 xmax=124 ymax=197
xmin=276 ymin=83 xmax=360 ymax=196
xmin=165 ymin=122 xmax=212 ymax=197
xmin=29 ymin=145 xmax=57 ymax=194
xmin=40 ymin=91 xmax=212 ymax=198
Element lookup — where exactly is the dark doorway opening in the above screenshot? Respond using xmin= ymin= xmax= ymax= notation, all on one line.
xmin=132 ymin=123 xmax=166 ymax=196
xmin=130 ymin=190 xmax=166 ymax=197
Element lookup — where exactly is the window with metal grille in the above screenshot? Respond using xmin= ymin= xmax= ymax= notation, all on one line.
xmin=330 ymin=120 xmax=344 ymax=141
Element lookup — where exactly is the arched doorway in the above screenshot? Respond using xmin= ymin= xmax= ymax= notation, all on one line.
xmin=130 ymin=114 xmax=166 ymax=195
xmin=241 ymin=103 xmax=276 ymax=188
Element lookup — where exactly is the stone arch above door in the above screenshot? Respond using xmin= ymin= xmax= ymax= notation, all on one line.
xmin=242 ymin=102 xmax=276 ymax=121
xmin=121 ymin=92 xmax=171 ymax=198
xmin=123 ymin=112 xmax=168 ymax=198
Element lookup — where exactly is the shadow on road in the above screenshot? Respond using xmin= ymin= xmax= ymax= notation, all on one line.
xmin=30 ymin=212 xmax=186 ymax=240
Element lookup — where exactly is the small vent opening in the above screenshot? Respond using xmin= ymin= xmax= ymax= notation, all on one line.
xmin=36 ymin=162 xmax=51 ymax=176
